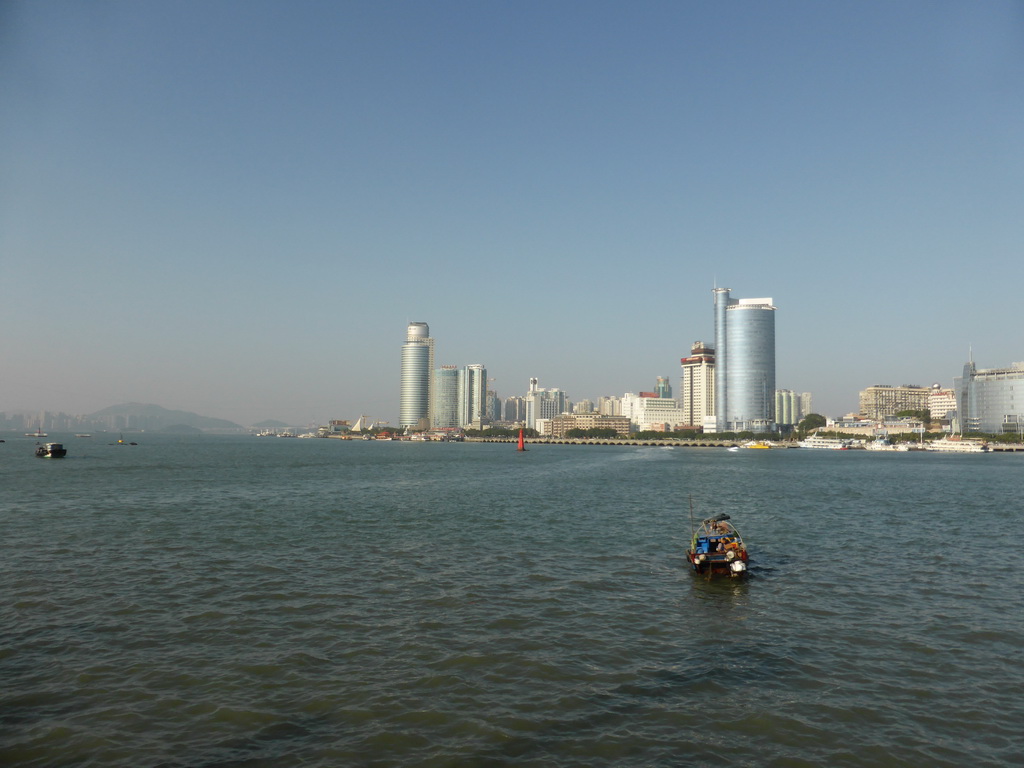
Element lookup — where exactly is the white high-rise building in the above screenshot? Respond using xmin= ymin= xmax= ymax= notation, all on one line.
xmin=525 ymin=378 xmax=567 ymax=429
xmin=680 ymin=341 xmax=715 ymax=428
xmin=458 ymin=364 xmax=488 ymax=428
xmin=928 ymin=384 xmax=956 ymax=422
xmin=620 ymin=392 xmax=687 ymax=432
xmin=775 ymin=389 xmax=804 ymax=427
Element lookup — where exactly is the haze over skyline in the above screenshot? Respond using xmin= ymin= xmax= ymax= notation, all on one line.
xmin=3 ymin=1 xmax=1022 ymax=427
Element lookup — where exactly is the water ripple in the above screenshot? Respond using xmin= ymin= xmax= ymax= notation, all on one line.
xmin=2 ymin=439 xmax=1022 ymax=766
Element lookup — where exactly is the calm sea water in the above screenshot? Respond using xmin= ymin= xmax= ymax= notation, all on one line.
xmin=2 ymin=434 xmax=1022 ymax=767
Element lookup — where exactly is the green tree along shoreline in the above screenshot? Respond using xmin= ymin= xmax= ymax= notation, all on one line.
xmin=798 ymin=413 xmax=827 ymax=435
xmin=895 ymin=409 xmax=931 ymax=423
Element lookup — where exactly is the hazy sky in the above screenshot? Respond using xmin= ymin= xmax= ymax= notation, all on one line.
xmin=3 ymin=1 xmax=1022 ymax=427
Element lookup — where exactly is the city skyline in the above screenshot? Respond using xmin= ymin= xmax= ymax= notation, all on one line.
xmin=4 ymin=2 xmax=1022 ymax=426
xmin=3 ymin=352 xmax=1020 ymax=433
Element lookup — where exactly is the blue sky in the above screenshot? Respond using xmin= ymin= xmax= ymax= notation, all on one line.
xmin=2 ymin=0 xmax=1022 ymax=427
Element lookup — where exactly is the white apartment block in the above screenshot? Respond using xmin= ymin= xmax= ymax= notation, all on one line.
xmin=928 ymin=386 xmax=956 ymax=420
xmin=680 ymin=341 xmax=715 ymax=428
xmin=775 ymin=389 xmax=811 ymax=426
xmin=620 ymin=393 xmax=687 ymax=431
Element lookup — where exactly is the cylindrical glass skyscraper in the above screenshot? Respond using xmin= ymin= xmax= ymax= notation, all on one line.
xmin=400 ymin=322 xmax=433 ymax=428
xmin=714 ymin=289 xmax=776 ymax=432
xmin=726 ymin=299 xmax=776 ymax=430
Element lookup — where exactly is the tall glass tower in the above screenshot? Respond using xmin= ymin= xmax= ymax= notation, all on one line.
xmin=432 ymin=365 xmax=459 ymax=428
xmin=400 ymin=322 xmax=434 ymax=429
xmin=713 ymin=289 xmax=776 ymax=432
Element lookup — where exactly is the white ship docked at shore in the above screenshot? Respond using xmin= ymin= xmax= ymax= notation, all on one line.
xmin=797 ymin=435 xmax=852 ymax=450
xmin=926 ymin=437 xmax=989 ymax=453
xmin=865 ymin=438 xmax=910 ymax=451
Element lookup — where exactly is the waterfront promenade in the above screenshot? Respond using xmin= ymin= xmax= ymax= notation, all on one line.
xmin=469 ymin=436 xmax=1024 ymax=451
xmin=471 ymin=436 xmax=751 ymax=448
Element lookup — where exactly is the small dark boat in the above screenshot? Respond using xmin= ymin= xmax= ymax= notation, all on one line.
xmin=35 ymin=442 xmax=67 ymax=458
xmin=686 ymin=513 xmax=749 ymax=577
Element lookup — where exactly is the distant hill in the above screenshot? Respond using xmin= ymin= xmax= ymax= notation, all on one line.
xmin=252 ymin=419 xmax=291 ymax=429
xmin=88 ymin=403 xmax=244 ymax=432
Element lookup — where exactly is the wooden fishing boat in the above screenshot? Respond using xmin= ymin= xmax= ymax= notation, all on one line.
xmin=686 ymin=513 xmax=749 ymax=577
